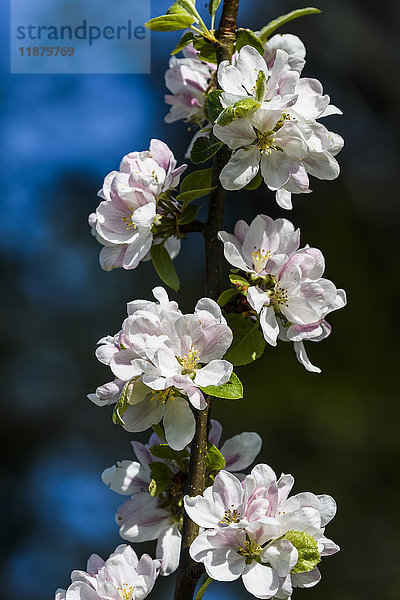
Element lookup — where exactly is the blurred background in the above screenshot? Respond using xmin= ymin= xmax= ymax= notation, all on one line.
xmin=1 ymin=0 xmax=399 ymax=599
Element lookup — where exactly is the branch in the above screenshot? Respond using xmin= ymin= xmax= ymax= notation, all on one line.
xmin=173 ymin=1 xmax=240 ymax=599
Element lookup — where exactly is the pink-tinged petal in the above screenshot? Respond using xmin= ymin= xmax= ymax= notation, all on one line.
xmin=212 ymin=470 xmax=244 ymax=512
xmin=131 ymin=441 xmax=154 ymax=472
xmin=209 ymin=419 xmax=223 ymax=447
xmin=247 ymin=286 xmax=268 ymax=313
xmin=260 ymin=306 xmax=279 ymax=346
xmin=261 ymin=540 xmax=298 ymax=577
xmin=277 ymin=474 xmax=295 ymax=504
xmin=234 ymin=219 xmax=250 ymax=242
xmin=163 ymin=396 xmax=196 ymax=451
xmin=249 ymin=463 xmax=277 ymax=491
xmin=242 ymin=562 xmax=280 ymax=599
xmin=303 ymin=151 xmax=340 ymax=180
xmin=110 ymin=350 xmax=146 ymax=381
xmin=218 ymin=61 xmax=245 ymax=95
xmin=279 ymin=507 xmax=321 ymax=536
xmin=317 ymin=494 xmax=337 ymax=526
xmin=293 ymin=341 xmax=321 ymax=374
xmin=292 ymin=567 xmax=321 ymax=588
xmin=117 ymin=494 xmax=170 ymax=542
xmin=56 ymin=589 xmax=66 ymax=600
xmin=86 ymin=554 xmax=105 ymax=575
xmin=134 ymin=555 xmax=158 ymax=599
xmin=190 ymin=529 xmax=246 ymax=581
xmin=214 ymin=119 xmax=256 ymax=149
xmin=99 ymin=243 xmax=126 ymax=271
xmin=221 ymin=240 xmax=252 ymax=272
xmin=220 ymin=147 xmax=261 ymax=191
xmin=194 ymin=360 xmax=233 ymax=388
xmin=149 ymin=139 xmax=173 ymax=171
xmin=122 ymin=233 xmax=153 ymax=270
xmin=221 ymin=432 xmax=262 ymax=472
xmin=156 ymin=525 xmax=182 ymax=576
xmin=236 ymin=45 xmax=268 ymax=95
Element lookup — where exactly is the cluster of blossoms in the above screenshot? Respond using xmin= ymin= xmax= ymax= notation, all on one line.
xmin=219 ymin=214 xmax=346 ymax=372
xmin=88 ymin=287 xmax=234 ymax=449
xmin=89 ymin=139 xmax=186 ymax=271
xmin=164 ymin=34 xmax=342 ymax=209
xmin=59 ymin=10 xmax=346 ymax=600
xmin=186 ymin=464 xmax=339 ymax=599
xmin=56 ymin=545 xmax=159 ymax=600
xmin=102 ymin=421 xmax=262 ymax=576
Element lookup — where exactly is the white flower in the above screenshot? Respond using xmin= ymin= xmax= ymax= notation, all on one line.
xmin=187 ymin=464 xmax=339 ymax=599
xmin=89 ymin=140 xmax=186 ymax=271
xmin=55 ymin=544 xmax=159 ymax=600
xmin=102 ymin=423 xmax=262 ymax=576
xmin=88 ymin=288 xmax=234 ymax=450
xmin=218 ymin=214 xmax=300 ymax=278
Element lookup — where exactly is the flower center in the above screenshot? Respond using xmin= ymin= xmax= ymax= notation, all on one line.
xmin=117 ymin=583 xmax=134 ymax=600
xmin=219 ymin=506 xmax=242 ymax=525
xmin=271 ymin=281 xmax=289 ymax=308
xmin=178 ymin=345 xmax=200 ymax=373
xmin=256 ymin=131 xmax=278 ymax=155
xmin=151 ymin=387 xmax=175 ymax=404
xmin=237 ymin=537 xmax=262 ymax=560
xmin=122 ymin=211 xmax=137 ymax=231
xmin=250 ymin=247 xmax=272 ymax=273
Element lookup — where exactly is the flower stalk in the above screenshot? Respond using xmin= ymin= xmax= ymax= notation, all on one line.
xmin=173 ymin=1 xmax=240 ymax=599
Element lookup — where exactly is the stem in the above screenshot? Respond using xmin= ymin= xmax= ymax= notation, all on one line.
xmin=195 ymin=576 xmax=213 ymax=600
xmin=173 ymin=1 xmax=240 ymax=599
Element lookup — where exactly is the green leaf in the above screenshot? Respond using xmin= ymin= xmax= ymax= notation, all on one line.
xmin=235 ymin=28 xmax=265 ymax=55
xmin=151 ymin=242 xmax=180 ymax=291
xmin=145 ymin=14 xmax=195 ymax=31
xmin=218 ymin=288 xmax=239 ymax=307
xmin=206 ymin=443 xmax=226 ymax=471
xmin=180 ymin=168 xmax=213 ymax=193
xmin=224 ymin=314 xmax=266 ymax=366
xmin=190 ymin=134 xmax=223 ymax=164
xmin=255 ymin=70 xmax=266 ymax=103
xmin=167 ymin=0 xmax=198 ymax=20
xmin=112 ymin=381 xmax=132 ymax=426
xmin=150 ymin=444 xmax=189 ymax=461
xmin=208 ymin=0 xmax=222 ymax=17
xmin=193 ymin=36 xmax=217 ymax=63
xmin=178 ymin=203 xmax=200 ymax=224
xmin=215 ymin=106 xmax=236 ymax=127
xmin=200 ymin=372 xmax=243 ymax=400
xmin=244 ymin=170 xmax=263 ymax=190
xmin=259 ymin=7 xmax=321 ymax=43
xmin=148 ymin=461 xmax=175 ymax=497
xmin=171 ymin=31 xmax=195 ymax=54
xmin=206 ymin=90 xmax=223 ymax=122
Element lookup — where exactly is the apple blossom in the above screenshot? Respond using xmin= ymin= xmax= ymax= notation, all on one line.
xmin=88 ymin=287 xmax=234 ymax=450
xmin=187 ymin=463 xmax=339 ymax=599
xmin=101 ymin=422 xmax=262 ymax=576
xmin=164 ymin=43 xmax=216 ymax=126
xmin=263 ymin=34 xmax=306 ymax=73
xmin=55 ymin=544 xmax=158 ymax=600
xmin=89 ymin=139 xmax=186 ymax=271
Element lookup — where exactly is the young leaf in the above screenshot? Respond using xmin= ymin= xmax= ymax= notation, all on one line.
xmin=206 ymin=443 xmax=226 ymax=471
xmin=151 ymin=242 xmax=180 ymax=291
xmin=208 ymin=0 xmax=222 ymax=17
xmin=259 ymin=7 xmax=321 ymax=43
xmin=229 ymin=273 xmax=249 ymax=289
xmin=255 ymin=71 xmax=266 ymax=103
xmin=191 ymin=134 xmax=223 ymax=164
xmin=206 ymin=90 xmax=223 ymax=122
xmin=150 ymin=444 xmax=189 ymax=460
xmin=180 ymin=168 xmax=213 ymax=193
xmin=244 ymin=170 xmax=263 ymax=190
xmin=167 ymin=0 xmax=199 ymax=20
xmin=145 ymin=14 xmax=195 ymax=32
xmin=199 ymin=372 xmax=243 ymax=400
xmin=236 ymin=28 xmax=265 ymax=55
xmin=233 ymin=97 xmax=261 ymax=118
xmin=171 ymin=31 xmax=195 ymax=55
xmin=224 ymin=314 xmax=266 ymax=366
xmin=215 ymin=106 xmax=236 ymax=127
xmin=148 ymin=461 xmax=175 ymax=496
xmin=193 ymin=36 xmax=218 ymax=63
xmin=218 ymin=288 xmax=239 ymax=307
xmin=178 ymin=203 xmax=200 ymax=224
